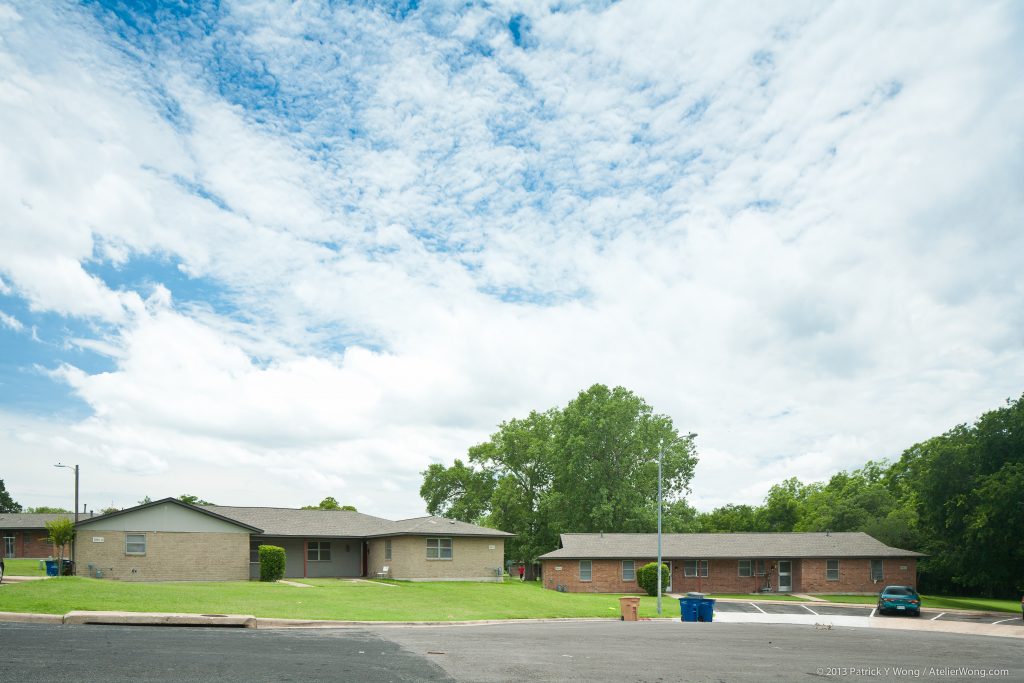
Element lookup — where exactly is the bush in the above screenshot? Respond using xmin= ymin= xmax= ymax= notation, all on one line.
xmin=258 ymin=545 xmax=286 ymax=582
xmin=636 ymin=562 xmax=670 ymax=597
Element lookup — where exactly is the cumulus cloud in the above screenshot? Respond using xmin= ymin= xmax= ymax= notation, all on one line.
xmin=0 ymin=0 xmax=1021 ymax=517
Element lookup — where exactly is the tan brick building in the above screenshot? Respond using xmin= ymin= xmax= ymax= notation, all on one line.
xmin=72 ymin=498 xmax=511 ymax=583
xmin=539 ymin=532 xmax=922 ymax=595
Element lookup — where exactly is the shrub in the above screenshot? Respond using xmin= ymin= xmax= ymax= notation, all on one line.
xmin=258 ymin=545 xmax=286 ymax=582
xmin=636 ymin=562 xmax=670 ymax=596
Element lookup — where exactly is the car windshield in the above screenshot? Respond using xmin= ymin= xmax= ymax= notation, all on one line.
xmin=884 ymin=586 xmax=913 ymax=595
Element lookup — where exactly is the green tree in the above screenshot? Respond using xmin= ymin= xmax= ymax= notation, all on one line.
xmin=26 ymin=506 xmax=73 ymax=514
xmin=138 ymin=496 xmax=152 ymax=505
xmin=99 ymin=506 xmax=121 ymax=515
xmin=301 ymin=496 xmax=356 ymax=511
xmin=698 ymin=504 xmax=763 ymax=532
xmin=420 ymin=385 xmax=699 ymax=565
xmin=178 ymin=495 xmax=214 ymax=506
xmin=0 ymin=479 xmax=22 ymax=513
xmin=45 ymin=517 xmax=75 ymax=569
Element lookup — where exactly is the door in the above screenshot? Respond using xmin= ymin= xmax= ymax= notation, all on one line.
xmin=777 ymin=560 xmax=792 ymax=592
xmin=664 ymin=561 xmax=672 ymax=592
xmin=3 ymin=536 xmax=13 ymax=558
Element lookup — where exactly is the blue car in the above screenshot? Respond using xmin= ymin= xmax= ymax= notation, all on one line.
xmin=877 ymin=585 xmax=921 ymax=616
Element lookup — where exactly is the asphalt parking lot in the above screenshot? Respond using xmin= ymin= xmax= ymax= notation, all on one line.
xmin=713 ymin=600 xmax=1023 ymax=625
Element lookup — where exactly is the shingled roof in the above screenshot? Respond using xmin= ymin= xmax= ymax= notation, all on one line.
xmin=367 ymin=516 xmax=514 ymax=538
xmin=201 ymin=505 xmax=394 ymax=537
xmin=538 ymin=532 xmax=924 ymax=560
xmin=0 ymin=512 xmax=95 ymax=529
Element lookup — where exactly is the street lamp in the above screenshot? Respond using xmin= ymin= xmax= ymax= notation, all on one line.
xmin=54 ymin=463 xmax=79 ymax=566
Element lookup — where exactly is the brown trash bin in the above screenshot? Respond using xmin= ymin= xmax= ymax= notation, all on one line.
xmin=619 ymin=596 xmax=641 ymax=621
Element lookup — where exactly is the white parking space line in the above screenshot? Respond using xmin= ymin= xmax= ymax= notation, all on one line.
xmin=930 ymin=613 xmax=945 ymax=621
xmin=869 ymin=608 xmax=876 ymax=618
xmin=991 ymin=617 xmax=1018 ymax=625
xmin=751 ymin=602 xmax=767 ymax=614
xmin=800 ymin=604 xmax=819 ymax=615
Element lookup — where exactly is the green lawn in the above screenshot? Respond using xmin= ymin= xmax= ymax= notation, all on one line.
xmin=0 ymin=577 xmax=685 ymax=621
xmin=817 ymin=594 xmax=1022 ymax=613
xmin=708 ymin=593 xmax=808 ymax=602
xmin=3 ymin=558 xmax=47 ymax=577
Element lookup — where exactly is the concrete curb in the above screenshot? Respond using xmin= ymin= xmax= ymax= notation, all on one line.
xmin=63 ymin=611 xmax=257 ymax=628
xmin=0 ymin=611 xmax=64 ymax=624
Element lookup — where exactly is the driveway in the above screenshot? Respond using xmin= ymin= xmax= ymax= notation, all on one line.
xmin=711 ymin=599 xmax=1023 ymax=628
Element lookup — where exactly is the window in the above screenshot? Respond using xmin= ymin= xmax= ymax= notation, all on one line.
xmin=384 ymin=539 xmax=392 ymax=561
xmin=684 ymin=560 xmax=708 ymax=578
xmin=622 ymin=560 xmax=635 ymax=581
xmin=307 ymin=541 xmax=331 ymax=562
xmin=125 ymin=533 xmax=146 ymax=555
xmin=826 ymin=559 xmax=840 ymax=581
xmin=738 ymin=560 xmax=752 ymax=577
xmin=579 ymin=560 xmax=592 ymax=581
xmin=754 ymin=560 xmax=766 ymax=576
xmin=870 ymin=559 xmax=884 ymax=582
xmin=426 ymin=537 xmax=452 ymax=560
xmin=250 ymin=540 xmax=261 ymax=563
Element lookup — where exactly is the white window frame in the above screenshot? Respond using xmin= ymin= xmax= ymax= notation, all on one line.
xmin=621 ymin=560 xmax=635 ymax=581
xmin=738 ymin=559 xmax=752 ymax=577
xmin=384 ymin=539 xmax=392 ymax=561
xmin=579 ymin=559 xmax=592 ymax=581
xmin=870 ymin=559 xmax=884 ymax=582
xmin=826 ymin=559 xmax=840 ymax=581
xmin=684 ymin=560 xmax=709 ymax=578
xmin=307 ymin=541 xmax=331 ymax=562
xmin=125 ymin=533 xmax=146 ymax=556
xmin=426 ymin=537 xmax=453 ymax=560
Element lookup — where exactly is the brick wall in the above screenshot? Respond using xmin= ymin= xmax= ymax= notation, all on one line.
xmin=367 ymin=536 xmax=505 ymax=581
xmin=800 ymin=558 xmax=918 ymax=593
xmin=75 ymin=530 xmax=249 ymax=581
xmin=542 ymin=557 xmax=919 ymax=594
xmin=1 ymin=530 xmax=69 ymax=558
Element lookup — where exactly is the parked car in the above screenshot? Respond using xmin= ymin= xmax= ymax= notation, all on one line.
xmin=876 ymin=585 xmax=921 ymax=616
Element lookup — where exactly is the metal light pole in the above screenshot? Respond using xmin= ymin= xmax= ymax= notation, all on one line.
xmin=54 ymin=463 xmax=79 ymax=567
xmin=657 ymin=443 xmax=663 ymax=616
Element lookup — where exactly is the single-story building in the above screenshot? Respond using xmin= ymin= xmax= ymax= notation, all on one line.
xmin=0 ymin=512 xmax=93 ymax=558
xmin=74 ymin=498 xmax=511 ymax=582
xmin=538 ymin=532 xmax=924 ymax=594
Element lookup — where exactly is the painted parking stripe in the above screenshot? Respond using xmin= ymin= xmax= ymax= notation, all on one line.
xmin=930 ymin=613 xmax=945 ymax=621
xmin=869 ymin=608 xmax=876 ymax=618
xmin=991 ymin=617 xmax=1018 ymax=625
xmin=800 ymin=604 xmax=819 ymax=615
xmin=751 ymin=602 xmax=767 ymax=614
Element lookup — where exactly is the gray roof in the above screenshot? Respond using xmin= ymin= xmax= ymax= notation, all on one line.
xmin=368 ymin=516 xmax=514 ymax=538
xmin=201 ymin=506 xmax=394 ymax=538
xmin=76 ymin=498 xmax=262 ymax=532
xmin=538 ymin=532 xmax=924 ymax=560
xmin=0 ymin=512 xmax=94 ymax=530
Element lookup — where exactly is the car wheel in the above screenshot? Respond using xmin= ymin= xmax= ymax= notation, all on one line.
xmin=912 ymin=610 xmax=921 ymax=617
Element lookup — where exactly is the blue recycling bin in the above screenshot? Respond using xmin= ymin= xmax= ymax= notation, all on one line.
xmin=45 ymin=560 xmax=58 ymax=577
xmin=698 ymin=598 xmax=716 ymax=622
xmin=678 ymin=597 xmax=700 ymax=622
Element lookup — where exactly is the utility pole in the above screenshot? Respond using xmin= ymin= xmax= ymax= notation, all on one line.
xmin=54 ymin=463 xmax=79 ymax=569
xmin=657 ymin=443 xmax=663 ymax=616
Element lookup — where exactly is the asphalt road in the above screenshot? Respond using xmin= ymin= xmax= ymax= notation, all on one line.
xmin=714 ymin=601 xmax=1024 ymax=625
xmin=2 ymin=620 xmax=1022 ymax=682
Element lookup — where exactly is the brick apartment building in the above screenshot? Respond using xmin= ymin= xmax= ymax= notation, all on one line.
xmin=0 ymin=512 xmax=87 ymax=558
xmin=538 ymin=532 xmax=922 ymax=595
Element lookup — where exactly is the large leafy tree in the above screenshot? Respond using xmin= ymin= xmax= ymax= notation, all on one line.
xmin=25 ymin=506 xmax=72 ymax=513
xmin=420 ymin=385 xmax=699 ymax=564
xmin=178 ymin=495 xmax=215 ymax=506
xmin=0 ymin=479 xmax=22 ymax=513
xmin=301 ymin=496 xmax=357 ymax=511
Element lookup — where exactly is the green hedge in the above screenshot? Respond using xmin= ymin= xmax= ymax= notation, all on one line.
xmin=258 ymin=545 xmax=286 ymax=582
xmin=636 ymin=562 xmax=670 ymax=597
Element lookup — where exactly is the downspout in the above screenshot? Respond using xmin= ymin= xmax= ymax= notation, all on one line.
xmin=303 ymin=540 xmax=308 ymax=578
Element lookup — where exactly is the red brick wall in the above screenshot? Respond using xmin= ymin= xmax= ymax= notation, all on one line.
xmin=2 ymin=530 xmax=67 ymax=558
xmin=800 ymin=558 xmax=918 ymax=593
xmin=542 ymin=557 xmax=919 ymax=594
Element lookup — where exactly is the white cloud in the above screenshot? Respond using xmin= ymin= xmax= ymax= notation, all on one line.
xmin=0 ymin=0 xmax=1021 ymax=520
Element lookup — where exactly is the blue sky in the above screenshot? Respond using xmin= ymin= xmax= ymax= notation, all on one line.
xmin=1 ymin=0 xmax=1022 ymax=517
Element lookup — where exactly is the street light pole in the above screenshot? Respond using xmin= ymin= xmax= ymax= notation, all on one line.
xmin=657 ymin=443 xmax=663 ymax=616
xmin=54 ymin=464 xmax=79 ymax=567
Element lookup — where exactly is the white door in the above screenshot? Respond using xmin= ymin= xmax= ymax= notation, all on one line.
xmin=664 ymin=561 xmax=672 ymax=592
xmin=3 ymin=536 xmax=13 ymax=558
xmin=778 ymin=560 xmax=792 ymax=592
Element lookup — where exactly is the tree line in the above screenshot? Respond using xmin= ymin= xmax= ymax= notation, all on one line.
xmin=422 ymin=387 xmax=1023 ymax=598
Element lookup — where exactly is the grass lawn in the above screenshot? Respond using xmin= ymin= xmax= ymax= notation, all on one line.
xmin=3 ymin=558 xmax=47 ymax=577
xmin=817 ymin=594 xmax=1022 ymax=613
xmin=708 ymin=593 xmax=808 ymax=602
xmin=0 ymin=577 xmax=685 ymax=621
